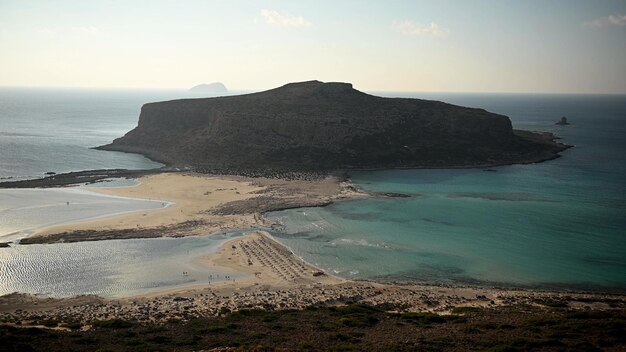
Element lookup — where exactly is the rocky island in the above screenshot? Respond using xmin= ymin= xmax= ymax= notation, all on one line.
xmin=556 ymin=116 xmax=570 ymax=125
xmin=3 ymin=83 xmax=622 ymax=352
xmin=98 ymin=80 xmax=569 ymax=174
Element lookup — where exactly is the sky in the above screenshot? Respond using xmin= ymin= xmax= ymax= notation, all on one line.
xmin=1 ymin=0 xmax=625 ymax=94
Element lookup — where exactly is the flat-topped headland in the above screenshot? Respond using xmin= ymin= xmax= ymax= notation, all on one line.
xmin=3 ymin=83 xmax=607 ymax=352
xmin=98 ymin=80 xmax=570 ymax=174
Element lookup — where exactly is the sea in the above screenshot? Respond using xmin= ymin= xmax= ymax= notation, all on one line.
xmin=1 ymin=88 xmax=625 ymax=296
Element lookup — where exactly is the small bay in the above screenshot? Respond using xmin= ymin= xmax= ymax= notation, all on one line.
xmin=2 ymin=89 xmax=625 ymax=296
xmin=267 ymin=93 xmax=626 ymax=293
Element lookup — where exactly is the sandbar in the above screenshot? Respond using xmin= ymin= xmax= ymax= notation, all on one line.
xmin=5 ymin=173 xmax=624 ymax=327
xmin=22 ymin=172 xmax=361 ymax=244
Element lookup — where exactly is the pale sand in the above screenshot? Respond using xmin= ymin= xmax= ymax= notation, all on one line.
xmin=30 ymin=172 xmax=360 ymax=243
xmin=35 ymin=173 xmax=262 ymax=237
xmin=1 ymin=229 xmax=625 ymax=325
xmin=8 ymin=174 xmax=624 ymax=324
xmin=199 ymin=231 xmax=343 ymax=287
xmin=131 ymin=230 xmax=344 ymax=300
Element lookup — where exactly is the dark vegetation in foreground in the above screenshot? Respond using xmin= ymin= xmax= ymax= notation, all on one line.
xmin=2 ymin=304 xmax=625 ymax=352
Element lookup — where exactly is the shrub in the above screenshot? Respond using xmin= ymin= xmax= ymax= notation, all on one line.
xmin=39 ymin=320 xmax=58 ymax=327
xmin=92 ymin=319 xmax=133 ymax=329
xmin=400 ymin=312 xmax=446 ymax=326
xmin=451 ymin=306 xmax=483 ymax=314
xmin=338 ymin=315 xmax=379 ymax=327
xmin=60 ymin=322 xmax=82 ymax=330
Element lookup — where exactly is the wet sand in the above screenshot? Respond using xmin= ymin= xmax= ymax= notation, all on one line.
xmin=22 ymin=173 xmax=362 ymax=244
xmin=4 ymin=173 xmax=625 ymax=327
xmin=2 ymin=230 xmax=625 ymax=326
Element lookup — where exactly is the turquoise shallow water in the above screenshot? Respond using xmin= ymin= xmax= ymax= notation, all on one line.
xmin=267 ymin=93 xmax=626 ymax=293
xmin=0 ymin=88 xmax=249 ymax=297
xmin=1 ymin=90 xmax=624 ymax=296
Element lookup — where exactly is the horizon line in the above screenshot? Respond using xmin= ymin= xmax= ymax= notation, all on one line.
xmin=0 ymin=84 xmax=624 ymax=96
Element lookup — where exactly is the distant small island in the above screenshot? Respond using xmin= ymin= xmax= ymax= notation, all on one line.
xmin=189 ymin=82 xmax=228 ymax=93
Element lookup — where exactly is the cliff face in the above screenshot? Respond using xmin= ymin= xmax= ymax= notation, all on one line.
xmin=99 ymin=81 xmax=568 ymax=172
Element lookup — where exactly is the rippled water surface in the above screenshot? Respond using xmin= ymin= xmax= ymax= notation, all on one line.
xmin=2 ymin=91 xmax=625 ymax=296
xmin=0 ymin=231 xmax=248 ymax=297
xmin=0 ymin=187 xmax=167 ymax=242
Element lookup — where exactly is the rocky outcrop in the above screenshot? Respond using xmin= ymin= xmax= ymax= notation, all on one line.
xmin=555 ymin=116 xmax=570 ymax=125
xmin=98 ymin=80 xmax=570 ymax=173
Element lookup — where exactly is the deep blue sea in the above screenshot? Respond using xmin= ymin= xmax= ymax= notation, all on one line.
xmin=1 ymin=88 xmax=625 ymax=296
xmin=0 ymin=88 xmax=241 ymax=180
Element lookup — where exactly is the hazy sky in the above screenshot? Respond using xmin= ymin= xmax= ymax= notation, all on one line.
xmin=1 ymin=0 xmax=625 ymax=93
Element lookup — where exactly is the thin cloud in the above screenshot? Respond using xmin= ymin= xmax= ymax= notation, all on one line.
xmin=260 ymin=9 xmax=312 ymax=27
xmin=584 ymin=14 xmax=626 ymax=28
xmin=393 ymin=20 xmax=449 ymax=37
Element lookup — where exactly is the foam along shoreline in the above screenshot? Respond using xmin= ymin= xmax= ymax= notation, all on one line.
xmin=20 ymin=172 xmax=362 ymax=245
xmin=0 ymin=187 xmax=169 ymax=244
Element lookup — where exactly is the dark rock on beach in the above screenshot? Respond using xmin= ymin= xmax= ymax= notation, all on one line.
xmin=0 ymin=168 xmax=165 ymax=188
xmin=98 ymin=80 xmax=571 ymax=174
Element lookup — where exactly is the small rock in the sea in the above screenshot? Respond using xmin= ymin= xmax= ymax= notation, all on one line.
xmin=374 ymin=192 xmax=412 ymax=198
xmin=555 ymin=116 xmax=570 ymax=125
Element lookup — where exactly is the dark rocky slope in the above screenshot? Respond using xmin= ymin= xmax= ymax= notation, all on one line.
xmin=98 ymin=81 xmax=569 ymax=173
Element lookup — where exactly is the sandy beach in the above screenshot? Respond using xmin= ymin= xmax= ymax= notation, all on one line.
xmin=3 ymin=173 xmax=625 ymax=329
xmin=22 ymin=172 xmax=362 ymax=244
xmin=2 ymin=229 xmax=625 ymax=327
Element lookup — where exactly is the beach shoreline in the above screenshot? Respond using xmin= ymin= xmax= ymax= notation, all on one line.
xmin=18 ymin=172 xmax=363 ymax=245
xmin=2 ymin=229 xmax=625 ymax=327
xmin=2 ymin=172 xmax=625 ymax=328
xmin=0 ymin=187 xmax=169 ymax=244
